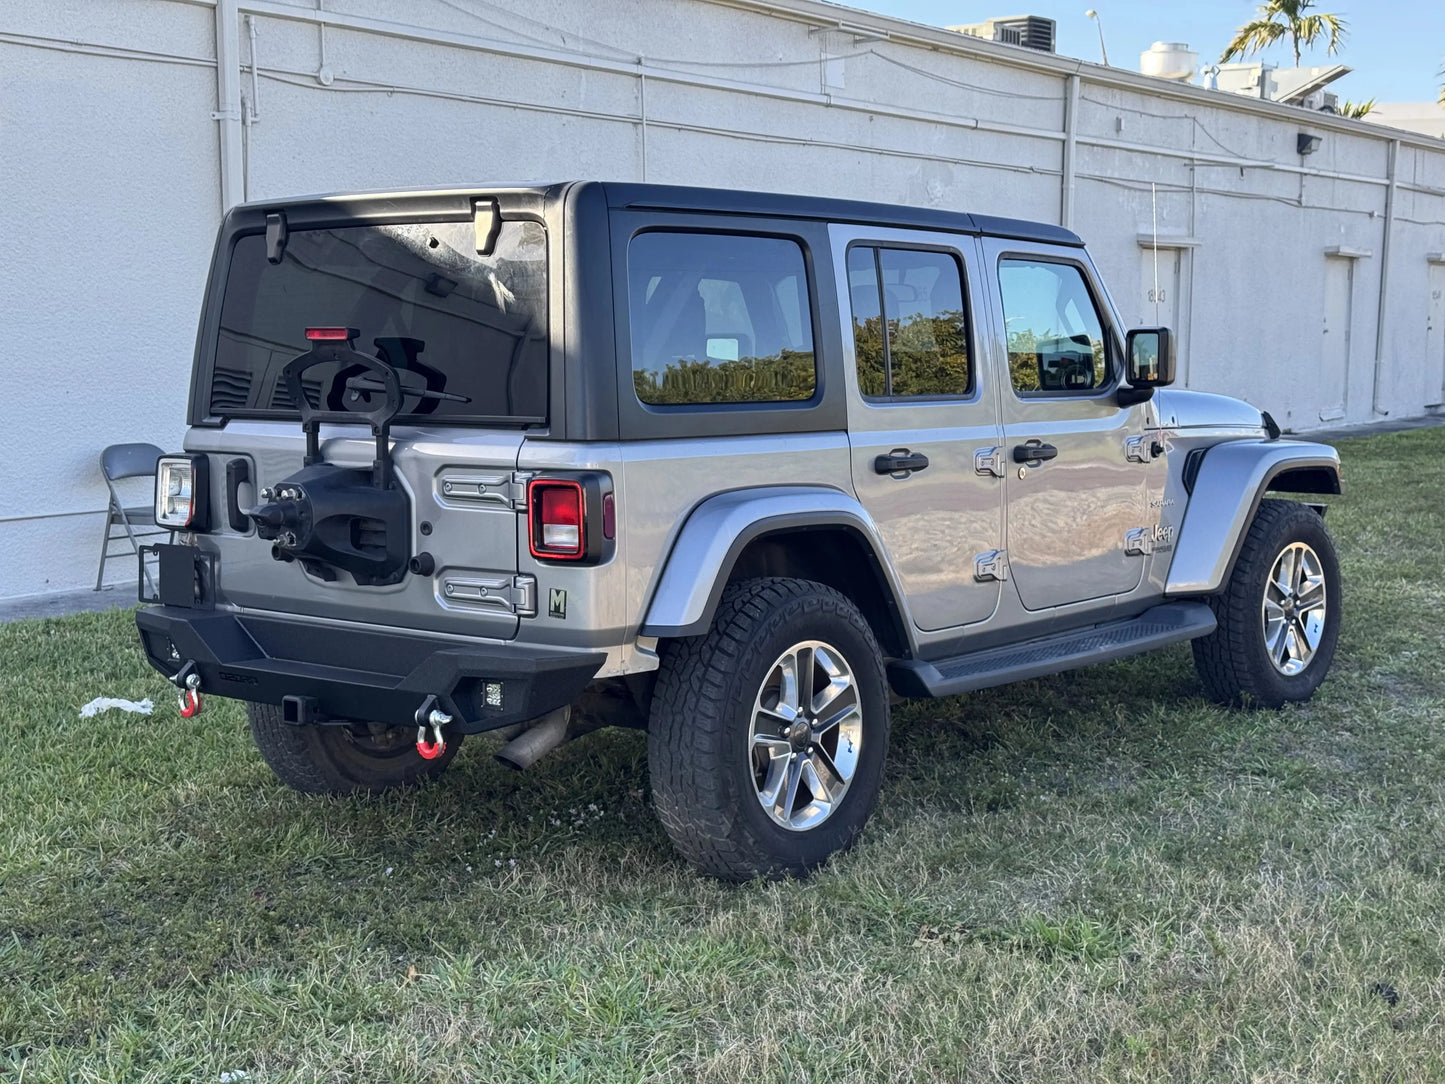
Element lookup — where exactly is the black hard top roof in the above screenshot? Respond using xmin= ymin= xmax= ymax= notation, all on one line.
xmin=598 ymin=181 xmax=1083 ymax=247
xmin=234 ymin=181 xmax=1083 ymax=247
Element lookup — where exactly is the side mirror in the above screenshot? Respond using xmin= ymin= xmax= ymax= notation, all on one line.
xmin=1124 ymin=327 xmax=1177 ymax=388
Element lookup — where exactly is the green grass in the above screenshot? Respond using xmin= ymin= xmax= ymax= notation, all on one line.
xmin=2 ymin=427 xmax=1444 ymax=1082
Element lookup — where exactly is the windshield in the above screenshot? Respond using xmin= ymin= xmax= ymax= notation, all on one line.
xmin=208 ymin=218 xmax=548 ymax=425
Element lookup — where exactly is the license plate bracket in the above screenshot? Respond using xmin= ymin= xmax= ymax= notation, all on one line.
xmin=138 ymin=543 xmax=216 ymax=609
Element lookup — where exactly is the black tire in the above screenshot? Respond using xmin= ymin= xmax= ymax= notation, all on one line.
xmin=247 ymin=703 xmax=461 ymax=794
xmin=1192 ymin=499 xmax=1342 ymax=708
xmin=647 ymin=577 xmax=890 ymax=882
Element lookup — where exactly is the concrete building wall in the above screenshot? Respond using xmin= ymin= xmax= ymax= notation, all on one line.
xmin=2 ymin=0 xmax=1443 ymax=600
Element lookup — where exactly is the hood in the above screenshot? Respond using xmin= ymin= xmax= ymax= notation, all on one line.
xmin=1153 ymin=389 xmax=1267 ymax=431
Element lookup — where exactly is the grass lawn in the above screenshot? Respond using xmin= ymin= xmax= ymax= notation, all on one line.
xmin=2 ymin=427 xmax=1443 ymax=1082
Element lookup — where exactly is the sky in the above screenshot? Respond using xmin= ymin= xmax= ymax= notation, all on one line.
xmin=846 ymin=1 xmax=1445 ymax=104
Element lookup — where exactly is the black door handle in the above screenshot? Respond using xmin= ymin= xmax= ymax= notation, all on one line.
xmin=226 ymin=458 xmax=252 ymax=532
xmin=1013 ymin=442 xmax=1059 ymax=464
xmin=874 ymin=450 xmax=930 ymax=475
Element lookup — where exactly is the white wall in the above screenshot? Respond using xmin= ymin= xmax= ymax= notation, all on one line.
xmin=2 ymin=0 xmax=1442 ymax=600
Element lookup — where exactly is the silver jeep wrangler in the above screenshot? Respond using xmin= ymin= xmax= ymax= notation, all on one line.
xmin=137 ymin=182 xmax=1342 ymax=880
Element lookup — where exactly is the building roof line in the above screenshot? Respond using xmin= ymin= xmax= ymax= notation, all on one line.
xmin=705 ymin=0 xmax=1445 ymax=154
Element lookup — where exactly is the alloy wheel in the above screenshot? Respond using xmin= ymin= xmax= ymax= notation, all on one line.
xmin=748 ymin=640 xmax=864 ymax=831
xmin=1261 ymin=541 xmax=1328 ymax=676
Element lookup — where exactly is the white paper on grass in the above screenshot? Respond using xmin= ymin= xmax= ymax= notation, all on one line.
xmin=78 ymin=697 xmax=155 ymax=718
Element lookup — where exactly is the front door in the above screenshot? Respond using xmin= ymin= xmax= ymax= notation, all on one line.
xmin=984 ymin=241 xmax=1153 ymax=612
xmin=833 ymin=226 xmax=1004 ymax=633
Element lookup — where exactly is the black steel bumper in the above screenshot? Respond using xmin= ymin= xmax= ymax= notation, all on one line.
xmin=135 ymin=606 xmax=606 ymax=734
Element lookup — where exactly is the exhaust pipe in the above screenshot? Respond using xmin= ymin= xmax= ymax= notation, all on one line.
xmin=495 ymin=707 xmax=573 ymax=771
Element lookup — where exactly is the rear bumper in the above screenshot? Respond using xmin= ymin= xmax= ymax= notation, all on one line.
xmin=135 ymin=606 xmax=605 ymax=733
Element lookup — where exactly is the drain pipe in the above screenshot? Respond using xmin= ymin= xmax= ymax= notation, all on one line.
xmin=1371 ymin=138 xmax=1398 ymax=417
xmin=213 ymin=0 xmax=245 ymax=210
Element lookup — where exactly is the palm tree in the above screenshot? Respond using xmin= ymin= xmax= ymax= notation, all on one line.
xmin=1338 ymin=98 xmax=1375 ymax=119
xmin=1219 ymin=0 xmax=1347 ymax=67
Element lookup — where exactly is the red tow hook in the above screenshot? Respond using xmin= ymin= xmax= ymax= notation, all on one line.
xmin=415 ymin=698 xmax=453 ymax=760
xmin=173 ymin=665 xmax=203 ymax=718
xmin=179 ymin=687 xmax=203 ymax=718
xmin=416 ymin=726 xmax=446 ymax=760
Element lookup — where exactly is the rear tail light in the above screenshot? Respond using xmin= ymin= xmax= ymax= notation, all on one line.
xmin=526 ymin=475 xmax=612 ymax=563
xmin=154 ymin=455 xmax=211 ymax=530
xmin=528 ymin=479 xmax=585 ymax=559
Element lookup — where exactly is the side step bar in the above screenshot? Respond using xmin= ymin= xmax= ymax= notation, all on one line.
xmin=888 ymin=602 xmax=1216 ymax=699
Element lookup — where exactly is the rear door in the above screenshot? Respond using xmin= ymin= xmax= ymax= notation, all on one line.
xmin=189 ymin=209 xmax=551 ymax=638
xmin=833 ymin=225 xmax=1004 ymax=632
xmin=982 ymin=239 xmax=1152 ymax=611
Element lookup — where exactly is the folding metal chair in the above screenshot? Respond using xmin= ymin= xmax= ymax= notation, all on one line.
xmin=96 ymin=443 xmax=172 ymax=592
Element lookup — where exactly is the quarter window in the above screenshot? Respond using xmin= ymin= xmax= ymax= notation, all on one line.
xmin=846 ymin=246 xmax=971 ymax=398
xmin=628 ymin=232 xmax=816 ymax=406
xmin=997 ymin=259 xmax=1109 ymax=393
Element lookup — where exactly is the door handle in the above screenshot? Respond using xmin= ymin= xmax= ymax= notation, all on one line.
xmin=1013 ymin=442 xmax=1059 ymax=464
xmin=874 ymin=450 xmax=930 ymax=475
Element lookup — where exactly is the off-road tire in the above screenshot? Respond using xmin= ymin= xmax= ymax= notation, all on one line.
xmin=247 ymin=703 xmax=462 ymax=794
xmin=1192 ymin=499 xmax=1341 ymax=708
xmin=647 ymin=577 xmax=890 ymax=881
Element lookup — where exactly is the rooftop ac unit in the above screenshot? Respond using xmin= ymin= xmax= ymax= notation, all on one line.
xmin=948 ymin=15 xmax=1057 ymax=53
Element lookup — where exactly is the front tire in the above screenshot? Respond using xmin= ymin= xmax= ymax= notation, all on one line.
xmin=248 ymin=703 xmax=462 ymax=794
xmin=647 ymin=578 xmax=890 ymax=881
xmin=1192 ymin=500 xmax=1342 ymax=707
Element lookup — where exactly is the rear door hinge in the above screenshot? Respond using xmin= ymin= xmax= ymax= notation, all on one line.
xmin=439 ymin=470 xmax=533 ymax=510
xmin=974 ymin=549 xmax=1009 ymax=582
xmin=441 ymin=572 xmax=537 ymax=616
xmin=973 ymin=446 xmax=1006 ymax=477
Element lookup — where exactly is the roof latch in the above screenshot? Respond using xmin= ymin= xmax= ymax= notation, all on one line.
xmin=473 ymin=197 xmax=501 ymax=256
xmin=265 ymin=212 xmax=289 ymax=264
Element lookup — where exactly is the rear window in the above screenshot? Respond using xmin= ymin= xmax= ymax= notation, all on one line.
xmin=209 ymin=219 xmax=548 ymax=424
xmin=627 ymin=231 xmax=816 ymax=406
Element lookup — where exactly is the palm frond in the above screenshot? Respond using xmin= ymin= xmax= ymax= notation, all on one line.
xmin=1338 ymin=98 xmax=1375 ymax=119
xmin=1219 ymin=19 xmax=1286 ymax=63
xmin=1295 ymin=12 xmax=1348 ymax=55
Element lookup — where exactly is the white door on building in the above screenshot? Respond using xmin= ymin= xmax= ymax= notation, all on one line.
xmin=1137 ymin=245 xmax=1181 ymax=332
xmin=1319 ymin=256 xmax=1355 ymax=422
xmin=1137 ymin=245 xmax=1185 ymax=379
xmin=1426 ymin=262 xmax=1445 ymax=408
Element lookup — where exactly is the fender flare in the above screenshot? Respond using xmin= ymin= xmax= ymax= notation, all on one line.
xmin=1165 ymin=439 xmax=1341 ymax=596
xmin=639 ymin=486 xmax=912 ymax=642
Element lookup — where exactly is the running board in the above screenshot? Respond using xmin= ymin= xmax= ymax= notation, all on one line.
xmin=888 ymin=602 xmax=1216 ymax=699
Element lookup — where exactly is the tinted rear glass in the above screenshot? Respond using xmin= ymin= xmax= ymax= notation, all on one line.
xmin=210 ymin=219 xmax=548 ymax=424
xmin=627 ymin=231 xmax=816 ymax=406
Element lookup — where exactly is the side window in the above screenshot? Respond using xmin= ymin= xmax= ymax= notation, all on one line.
xmin=628 ymin=232 xmax=816 ymax=406
xmin=847 ymin=246 xmax=971 ymax=398
xmin=997 ymin=258 xmax=1109 ymax=393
